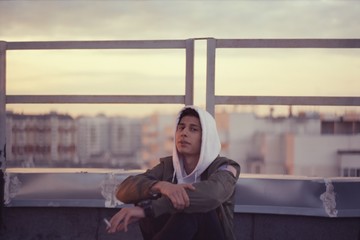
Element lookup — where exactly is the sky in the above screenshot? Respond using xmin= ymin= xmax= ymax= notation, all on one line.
xmin=1 ymin=0 xmax=360 ymax=117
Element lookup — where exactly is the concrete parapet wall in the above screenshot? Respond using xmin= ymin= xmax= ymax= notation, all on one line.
xmin=4 ymin=169 xmax=360 ymax=218
xmin=1 ymin=207 xmax=359 ymax=240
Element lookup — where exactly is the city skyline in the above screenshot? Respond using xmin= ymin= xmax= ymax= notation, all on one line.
xmin=6 ymin=106 xmax=360 ymax=177
xmin=1 ymin=1 xmax=360 ymax=117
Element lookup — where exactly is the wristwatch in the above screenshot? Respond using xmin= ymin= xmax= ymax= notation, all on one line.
xmin=136 ymin=199 xmax=155 ymax=218
xmin=149 ymin=191 xmax=161 ymax=199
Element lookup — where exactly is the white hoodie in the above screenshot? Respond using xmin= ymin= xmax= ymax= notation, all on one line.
xmin=172 ymin=106 xmax=221 ymax=184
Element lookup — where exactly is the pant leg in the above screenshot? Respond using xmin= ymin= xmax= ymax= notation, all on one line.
xmin=194 ymin=210 xmax=226 ymax=240
xmin=138 ymin=214 xmax=171 ymax=240
xmin=152 ymin=213 xmax=198 ymax=240
xmin=139 ymin=210 xmax=225 ymax=240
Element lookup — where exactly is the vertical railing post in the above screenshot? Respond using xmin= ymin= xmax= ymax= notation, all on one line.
xmin=206 ymin=38 xmax=216 ymax=116
xmin=0 ymin=41 xmax=6 ymax=170
xmin=185 ymin=39 xmax=194 ymax=106
xmin=0 ymin=41 xmax=6 ymax=228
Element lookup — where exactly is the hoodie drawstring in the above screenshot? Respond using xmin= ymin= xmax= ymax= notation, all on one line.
xmin=172 ymin=170 xmax=176 ymax=183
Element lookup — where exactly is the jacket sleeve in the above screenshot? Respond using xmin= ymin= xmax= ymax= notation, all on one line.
xmin=152 ymin=159 xmax=240 ymax=217
xmin=116 ymin=162 xmax=164 ymax=203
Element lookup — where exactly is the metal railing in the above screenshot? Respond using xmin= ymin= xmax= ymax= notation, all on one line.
xmin=205 ymin=38 xmax=360 ymax=115
xmin=0 ymin=39 xmax=195 ymax=170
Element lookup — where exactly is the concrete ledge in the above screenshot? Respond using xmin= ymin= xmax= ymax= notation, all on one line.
xmin=1 ymin=207 xmax=359 ymax=240
xmin=4 ymin=168 xmax=360 ymax=217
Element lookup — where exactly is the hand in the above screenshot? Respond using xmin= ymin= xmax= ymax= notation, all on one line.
xmin=107 ymin=207 xmax=145 ymax=233
xmin=152 ymin=181 xmax=195 ymax=210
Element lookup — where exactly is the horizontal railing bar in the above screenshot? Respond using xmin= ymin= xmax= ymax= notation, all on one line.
xmin=6 ymin=40 xmax=187 ymax=50
xmin=215 ymin=96 xmax=360 ymax=106
xmin=6 ymin=95 xmax=185 ymax=104
xmin=216 ymin=39 xmax=360 ymax=48
xmin=8 ymin=95 xmax=360 ymax=106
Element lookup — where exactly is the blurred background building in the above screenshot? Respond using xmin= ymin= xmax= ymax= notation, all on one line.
xmin=6 ymin=111 xmax=76 ymax=167
xmin=5 ymin=109 xmax=360 ymax=177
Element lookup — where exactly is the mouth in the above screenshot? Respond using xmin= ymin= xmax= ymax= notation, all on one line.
xmin=178 ymin=140 xmax=190 ymax=145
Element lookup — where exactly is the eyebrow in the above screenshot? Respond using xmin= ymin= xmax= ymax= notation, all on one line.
xmin=178 ymin=122 xmax=201 ymax=129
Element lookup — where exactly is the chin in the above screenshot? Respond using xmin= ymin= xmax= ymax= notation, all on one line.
xmin=177 ymin=149 xmax=190 ymax=155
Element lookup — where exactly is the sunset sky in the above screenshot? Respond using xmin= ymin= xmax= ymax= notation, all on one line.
xmin=1 ymin=0 xmax=360 ymax=117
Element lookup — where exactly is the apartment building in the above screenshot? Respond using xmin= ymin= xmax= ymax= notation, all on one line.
xmin=219 ymin=111 xmax=360 ymax=177
xmin=76 ymin=114 xmax=109 ymax=166
xmin=108 ymin=116 xmax=142 ymax=168
xmin=76 ymin=114 xmax=142 ymax=168
xmin=141 ymin=113 xmax=176 ymax=168
xmin=6 ymin=111 xmax=76 ymax=167
xmin=6 ymin=112 xmax=142 ymax=168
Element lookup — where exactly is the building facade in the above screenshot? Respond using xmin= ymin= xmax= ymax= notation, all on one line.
xmin=6 ymin=111 xmax=76 ymax=167
xmin=221 ymin=111 xmax=360 ymax=177
xmin=6 ymin=110 xmax=360 ymax=177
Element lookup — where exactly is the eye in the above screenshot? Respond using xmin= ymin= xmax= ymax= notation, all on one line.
xmin=190 ymin=127 xmax=199 ymax=132
xmin=177 ymin=125 xmax=185 ymax=131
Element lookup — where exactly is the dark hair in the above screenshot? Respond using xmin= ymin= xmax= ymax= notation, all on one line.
xmin=178 ymin=108 xmax=200 ymax=123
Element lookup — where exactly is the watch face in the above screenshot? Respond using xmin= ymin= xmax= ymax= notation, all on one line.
xmin=151 ymin=192 xmax=160 ymax=198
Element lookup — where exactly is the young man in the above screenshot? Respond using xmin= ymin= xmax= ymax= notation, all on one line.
xmin=107 ymin=106 xmax=240 ymax=240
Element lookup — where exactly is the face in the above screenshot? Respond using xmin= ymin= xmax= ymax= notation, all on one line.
xmin=175 ymin=115 xmax=202 ymax=158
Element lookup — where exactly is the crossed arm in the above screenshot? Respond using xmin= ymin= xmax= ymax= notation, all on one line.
xmin=107 ymin=160 xmax=239 ymax=233
xmin=107 ymin=181 xmax=195 ymax=233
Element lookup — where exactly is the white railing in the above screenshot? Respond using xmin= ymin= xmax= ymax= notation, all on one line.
xmin=205 ymin=38 xmax=360 ymax=115
xmin=0 ymin=39 xmax=195 ymax=170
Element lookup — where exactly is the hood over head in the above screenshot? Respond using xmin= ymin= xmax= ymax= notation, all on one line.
xmin=172 ymin=105 xmax=221 ymax=183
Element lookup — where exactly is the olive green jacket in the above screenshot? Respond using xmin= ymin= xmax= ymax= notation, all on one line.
xmin=116 ymin=156 xmax=240 ymax=240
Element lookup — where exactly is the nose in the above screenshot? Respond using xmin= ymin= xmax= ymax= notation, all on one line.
xmin=180 ymin=127 xmax=188 ymax=136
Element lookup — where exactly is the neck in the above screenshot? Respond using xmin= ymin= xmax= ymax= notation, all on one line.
xmin=182 ymin=155 xmax=199 ymax=175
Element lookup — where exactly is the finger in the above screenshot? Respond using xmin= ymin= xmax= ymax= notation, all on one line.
xmin=174 ymin=192 xmax=186 ymax=210
xmin=180 ymin=188 xmax=190 ymax=207
xmin=177 ymin=191 xmax=187 ymax=209
xmin=124 ymin=212 xmax=131 ymax=232
xmin=184 ymin=184 xmax=196 ymax=191
xmin=169 ymin=193 xmax=182 ymax=209
xmin=110 ymin=221 xmax=121 ymax=233
xmin=107 ymin=220 xmax=116 ymax=233
xmin=109 ymin=210 xmax=125 ymax=233
xmin=115 ymin=214 xmax=126 ymax=232
xmin=116 ymin=222 xmax=125 ymax=232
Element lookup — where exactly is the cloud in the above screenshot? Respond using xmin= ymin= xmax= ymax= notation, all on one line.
xmin=1 ymin=1 xmax=360 ymax=41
